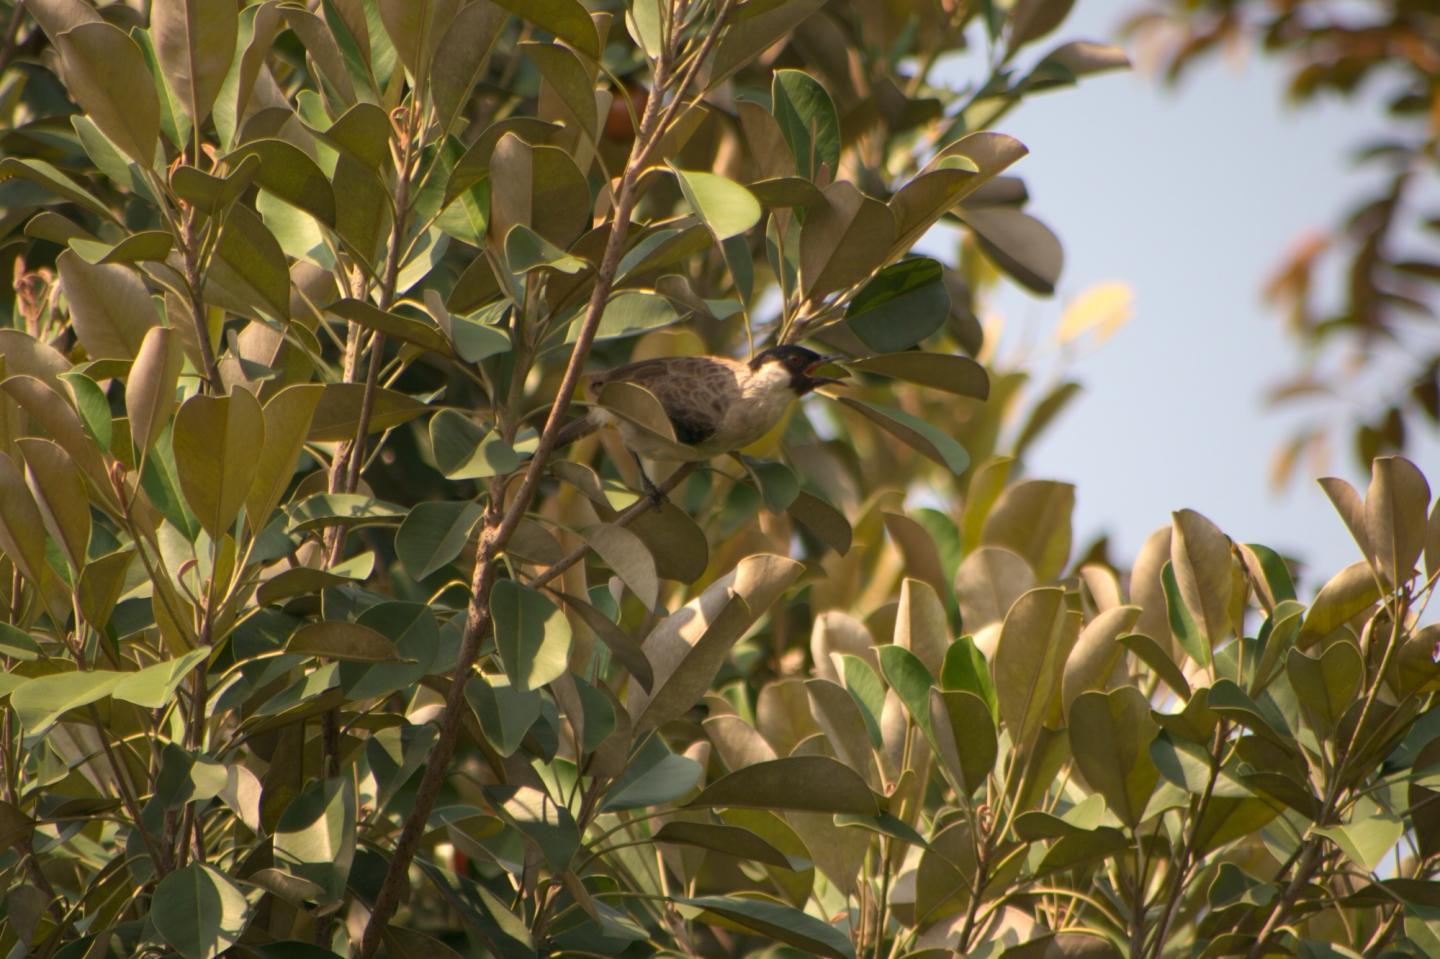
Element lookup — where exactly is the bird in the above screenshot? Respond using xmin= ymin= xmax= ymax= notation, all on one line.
xmin=555 ymin=344 xmax=840 ymax=492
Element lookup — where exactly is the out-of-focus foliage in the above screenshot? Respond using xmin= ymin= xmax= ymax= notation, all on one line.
xmin=6 ymin=2 xmax=1440 ymax=959
xmin=1126 ymin=0 xmax=1440 ymax=484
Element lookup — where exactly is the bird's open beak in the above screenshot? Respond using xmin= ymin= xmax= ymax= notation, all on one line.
xmin=804 ymin=355 xmax=846 ymax=388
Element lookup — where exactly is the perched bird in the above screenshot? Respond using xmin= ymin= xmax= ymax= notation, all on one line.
xmin=556 ymin=345 xmax=839 ymax=480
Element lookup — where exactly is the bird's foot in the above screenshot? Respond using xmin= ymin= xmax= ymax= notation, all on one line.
xmin=641 ymin=474 xmax=669 ymax=508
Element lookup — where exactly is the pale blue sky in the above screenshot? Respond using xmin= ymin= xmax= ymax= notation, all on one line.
xmin=931 ymin=1 xmax=1437 ymax=585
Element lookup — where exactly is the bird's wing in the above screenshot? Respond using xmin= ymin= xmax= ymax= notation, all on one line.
xmin=592 ymin=357 xmax=741 ymax=445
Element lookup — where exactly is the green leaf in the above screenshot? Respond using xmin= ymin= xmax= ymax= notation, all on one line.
xmin=489 ymin=0 xmax=600 ymax=59
xmin=286 ymin=493 xmax=407 ymax=532
xmin=928 ymin=688 xmax=997 ymax=794
xmin=1161 ymin=561 xmax=1210 ymax=669
xmin=960 ymin=207 xmax=1063 ymax=296
xmin=596 ymin=291 xmax=683 ymax=339
xmin=771 ymin=69 xmax=841 ymax=181
xmin=1316 ymin=816 xmax=1405 ymax=872
xmin=287 ymin=621 xmax=400 ymax=662
xmin=10 ymin=670 xmax=122 ymax=738
xmin=671 ymin=167 xmax=762 ymax=241
xmin=466 ymin=675 xmax=542 ymax=757
xmin=689 ymin=756 xmax=880 ymax=815
xmin=126 ymin=326 xmax=183 ymax=462
xmin=173 ymin=390 xmax=265 ymax=539
xmin=245 ymin=384 xmax=323 ymax=533
xmin=430 ymin=3 xmax=507 ymax=134
xmin=55 ymin=22 xmax=159 ymax=166
xmin=504 ymin=224 xmax=588 ymax=275
xmin=877 ymin=644 xmax=936 ymax=736
xmin=68 ymin=230 xmax=173 ymax=265
xmin=396 ymin=499 xmax=484 ymax=579
xmin=837 ymin=397 xmax=970 ymax=473
xmin=152 ymin=0 xmax=237 ymax=127
xmin=328 ymin=297 xmax=450 ymax=353
xmin=629 ymin=555 xmax=802 ymax=729
xmin=491 ymin=579 xmax=571 ymax=691
xmin=677 ymin=895 xmax=854 ymax=959
xmin=226 ymin=139 xmax=337 ymax=226
xmin=654 ymin=821 xmax=793 ymax=869
xmin=582 ymin=523 xmax=659 ymax=611
xmin=429 ymin=408 xmax=525 ymax=479
xmin=489 ymin=133 xmax=591 ymax=247
xmin=1068 ymin=687 xmax=1161 ymax=828
xmin=309 ymin=383 xmax=428 ymax=441
xmin=57 ymin=249 xmax=157 ymax=360
xmin=16 ymin=437 xmax=90 ymax=571
xmin=992 ymin=587 xmax=1079 ymax=757
xmin=274 ymin=778 xmax=356 ymax=902
xmin=1286 ymin=641 xmax=1363 ymax=738
xmin=152 ymin=864 xmax=252 ymax=959
xmin=112 ymin=648 xmax=209 ymax=709
xmin=603 ymin=735 xmax=703 ymax=810
xmin=848 ymin=350 xmax=988 ymax=399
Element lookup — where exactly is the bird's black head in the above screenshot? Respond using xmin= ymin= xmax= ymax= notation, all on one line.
xmin=750 ymin=345 xmax=840 ymax=395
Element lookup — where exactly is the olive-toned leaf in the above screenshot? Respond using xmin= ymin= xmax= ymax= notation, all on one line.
xmin=1 ymin=376 xmax=114 ymax=511
xmin=800 ymin=182 xmax=896 ymax=298
xmin=152 ymin=0 xmax=237 ymax=127
xmin=1365 ymin=456 xmax=1430 ymax=585
xmin=112 ymin=647 xmax=209 ymax=709
xmin=849 ymin=351 xmax=988 ymax=399
xmin=654 ymin=821 xmax=793 ymax=869
xmin=0 ymin=330 xmax=71 ymax=393
xmin=678 ymin=895 xmax=854 ymax=959
xmin=982 ymin=480 xmax=1074 ymax=581
xmin=287 ymin=493 xmax=406 ymax=532
xmin=490 ymin=0 xmax=600 ymax=59
xmin=78 ymin=548 xmax=136 ymax=631
xmin=895 ymin=578 xmax=948 ymax=678
xmin=273 ymin=778 xmax=356 ymax=903
xmin=11 ymin=670 xmax=123 ymax=738
xmin=1034 ymin=40 xmax=1130 ymax=79
xmin=126 ymin=326 xmax=183 ymax=461
xmin=226 ymin=139 xmax=337 ymax=226
xmin=309 ymin=383 xmax=428 ymax=441
xmin=992 ymin=587 xmax=1079 ymax=756
xmin=376 ymin=0 xmax=459 ymax=81
xmin=466 ymin=675 xmax=542 ymax=757
xmin=837 ymin=397 xmax=970 ymax=474
xmin=771 ymin=69 xmax=840 ymax=181
xmin=244 ymin=384 xmax=322 ymax=532
xmin=431 ymin=2 xmax=506 ymax=134
xmin=504 ymin=224 xmax=588 ymax=275
xmin=152 ymin=863 xmax=252 ymax=959
xmin=959 ymin=207 xmax=1063 ymax=295
xmin=69 ymin=230 xmax=173 ymax=265
xmin=1170 ymin=509 xmax=1234 ymax=647
xmin=173 ymin=390 xmax=265 ymax=538
xmin=1315 ymin=817 xmax=1406 ymax=873
xmin=689 ymin=756 xmax=880 ymax=816
xmin=0 ymin=157 xmax=111 ymax=219
xmin=1061 ymin=605 xmax=1140 ymax=714
xmin=843 ymin=258 xmax=951 ymax=353
xmin=1299 ymin=561 xmax=1381 ymax=645
xmin=1008 ymin=0 xmax=1075 ymax=51
xmin=788 ymin=490 xmax=852 ymax=554
xmin=1286 ymin=642 xmax=1363 ymax=738
xmin=955 ymin=546 xmax=1035 ymax=632
xmin=672 ymin=167 xmax=761 ymax=241
xmin=396 ymin=500 xmax=484 ymax=580
xmin=55 ymin=22 xmax=159 ymax=166
xmin=806 ymin=678 xmax=878 ymax=784
xmin=583 ymin=523 xmax=660 ymax=611
xmin=928 ymin=688 xmax=997 ymax=794
xmin=288 ymin=622 xmax=399 ymax=663
xmin=0 ymin=452 xmax=68 ymax=619
xmin=630 ymin=554 xmax=802 ymax=729
xmin=58 ymin=250 xmax=156 ymax=360
xmin=706 ymin=0 xmax=825 ymax=88
xmin=212 ymin=204 xmax=292 ymax=320
xmin=491 ymin=579 xmax=571 ymax=692
xmin=489 ymin=133 xmax=591 ymax=247
xmin=524 ymin=40 xmax=599 ymax=145
xmin=17 ymin=438 xmax=89 ymax=571
xmin=1120 ymin=633 xmax=1191 ymax=700
xmin=1069 ymin=687 xmax=1160 ymax=828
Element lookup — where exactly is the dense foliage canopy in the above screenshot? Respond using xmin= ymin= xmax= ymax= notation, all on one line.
xmin=0 ymin=2 xmax=1437 ymax=959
